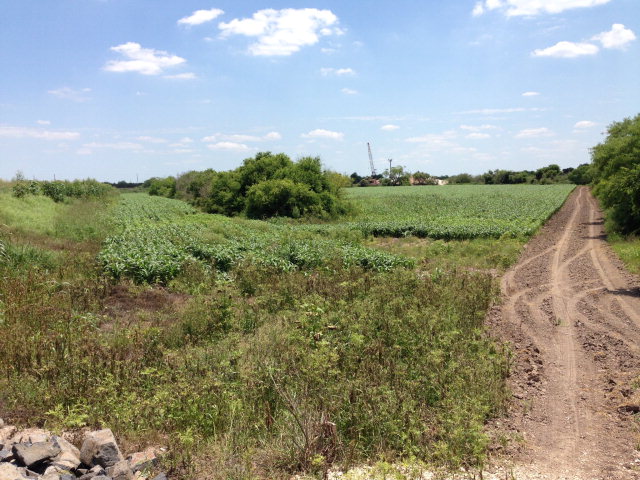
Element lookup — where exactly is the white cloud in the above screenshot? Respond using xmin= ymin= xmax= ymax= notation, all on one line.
xmin=405 ymin=131 xmax=457 ymax=145
xmin=178 ymin=8 xmax=224 ymax=26
xmin=104 ymin=42 xmax=186 ymax=75
xmin=466 ymin=132 xmax=491 ymax=139
xmin=515 ymin=127 xmax=555 ymax=138
xmin=83 ymin=142 xmax=143 ymax=150
xmin=381 ymin=124 xmax=400 ymax=131
xmin=532 ymin=41 xmax=599 ymax=58
xmin=202 ymin=131 xmax=282 ymax=143
xmin=472 ymin=2 xmax=485 ymax=16
xmin=522 ymin=91 xmax=540 ymax=96
xmin=301 ymin=129 xmax=344 ymax=140
xmin=321 ymin=67 xmax=355 ymax=76
xmin=219 ymin=8 xmax=343 ymax=56
xmin=341 ymin=88 xmax=358 ymax=95
xmin=264 ymin=131 xmax=282 ymax=140
xmin=207 ymin=141 xmax=250 ymax=152
xmin=136 ymin=136 xmax=167 ymax=144
xmin=48 ymin=87 xmax=91 ymax=102
xmin=473 ymin=0 xmax=611 ymax=17
xmin=592 ymin=24 xmax=636 ymax=49
xmin=574 ymin=120 xmax=597 ymax=129
xmin=164 ymin=72 xmax=197 ymax=80
xmin=36 ymin=120 xmax=51 ymax=125
xmin=460 ymin=124 xmax=498 ymax=131
xmin=458 ymin=107 xmax=543 ymax=115
xmin=0 ymin=126 xmax=80 ymax=141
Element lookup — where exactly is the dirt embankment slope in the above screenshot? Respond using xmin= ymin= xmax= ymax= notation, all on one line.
xmin=489 ymin=186 xmax=640 ymax=479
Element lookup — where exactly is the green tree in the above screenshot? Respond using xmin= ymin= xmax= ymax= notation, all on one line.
xmin=384 ymin=166 xmax=411 ymax=186
xmin=591 ymin=113 xmax=640 ymax=233
xmin=245 ymin=179 xmax=319 ymax=218
xmin=591 ymin=114 xmax=640 ymax=183
xmin=148 ymin=177 xmax=176 ymax=198
xmin=412 ymin=171 xmax=438 ymax=185
xmin=168 ymin=152 xmax=349 ymax=219
xmin=567 ymin=164 xmax=593 ymax=185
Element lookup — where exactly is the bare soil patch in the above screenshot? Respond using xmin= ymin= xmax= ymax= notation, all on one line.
xmin=488 ymin=187 xmax=640 ymax=479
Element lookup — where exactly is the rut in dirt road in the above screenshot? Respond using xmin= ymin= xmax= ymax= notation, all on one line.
xmin=493 ymin=186 xmax=640 ymax=480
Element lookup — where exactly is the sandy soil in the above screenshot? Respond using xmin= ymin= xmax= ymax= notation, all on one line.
xmin=487 ymin=186 xmax=640 ymax=479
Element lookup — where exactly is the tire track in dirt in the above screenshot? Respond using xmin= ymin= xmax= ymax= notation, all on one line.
xmin=488 ymin=187 xmax=640 ymax=479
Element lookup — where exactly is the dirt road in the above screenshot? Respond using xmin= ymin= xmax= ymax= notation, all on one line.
xmin=490 ymin=186 xmax=640 ymax=479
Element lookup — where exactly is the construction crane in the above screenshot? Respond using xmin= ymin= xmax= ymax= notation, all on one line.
xmin=367 ymin=142 xmax=377 ymax=176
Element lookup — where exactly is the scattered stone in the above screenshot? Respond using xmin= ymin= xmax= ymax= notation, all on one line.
xmin=107 ymin=460 xmax=132 ymax=480
xmin=0 ymin=427 xmax=17 ymax=450
xmin=8 ymin=430 xmax=50 ymax=447
xmin=77 ymin=465 xmax=106 ymax=480
xmin=0 ymin=463 xmax=25 ymax=480
xmin=50 ymin=438 xmax=80 ymax=471
xmin=12 ymin=443 xmax=61 ymax=469
xmin=127 ymin=448 xmax=158 ymax=474
xmin=80 ymin=430 xmax=123 ymax=469
xmin=0 ymin=424 xmax=164 ymax=480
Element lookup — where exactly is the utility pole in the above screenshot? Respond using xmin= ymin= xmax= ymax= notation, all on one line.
xmin=388 ymin=158 xmax=392 ymax=172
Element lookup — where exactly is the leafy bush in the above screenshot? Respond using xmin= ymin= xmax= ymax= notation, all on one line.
xmin=246 ymin=179 xmax=319 ymax=219
xmin=596 ymin=165 xmax=640 ymax=234
xmin=591 ymin=113 xmax=640 ymax=234
xmin=567 ymin=163 xmax=592 ymax=185
xmin=161 ymin=152 xmax=349 ymax=220
xmin=148 ymin=176 xmax=176 ymax=198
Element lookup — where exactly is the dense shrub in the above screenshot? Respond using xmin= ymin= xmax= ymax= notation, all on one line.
xmin=592 ymin=113 xmax=640 ymax=234
xmin=567 ymin=163 xmax=592 ymax=185
xmin=246 ymin=179 xmax=318 ymax=218
xmin=148 ymin=176 xmax=176 ymax=198
xmin=158 ymin=152 xmax=349 ymax=220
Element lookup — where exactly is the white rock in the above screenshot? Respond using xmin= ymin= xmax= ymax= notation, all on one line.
xmin=0 ymin=463 xmax=25 ymax=480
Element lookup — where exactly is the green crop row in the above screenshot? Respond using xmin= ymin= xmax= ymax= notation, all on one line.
xmin=99 ymin=194 xmax=413 ymax=283
xmin=339 ymin=184 xmax=575 ymax=239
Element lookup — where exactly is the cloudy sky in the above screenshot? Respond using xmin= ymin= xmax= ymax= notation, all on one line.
xmin=1 ymin=0 xmax=638 ymax=182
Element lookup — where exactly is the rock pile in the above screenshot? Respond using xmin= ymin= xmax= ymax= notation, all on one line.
xmin=0 ymin=420 xmax=167 ymax=480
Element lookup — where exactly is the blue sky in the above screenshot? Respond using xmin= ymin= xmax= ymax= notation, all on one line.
xmin=1 ymin=0 xmax=638 ymax=182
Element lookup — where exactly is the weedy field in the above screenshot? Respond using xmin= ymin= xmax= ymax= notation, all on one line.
xmin=0 ymin=184 xmax=574 ymax=479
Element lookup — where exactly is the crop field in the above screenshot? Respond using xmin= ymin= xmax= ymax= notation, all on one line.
xmin=338 ymin=184 xmax=576 ymax=239
xmin=99 ymin=194 xmax=413 ymax=283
